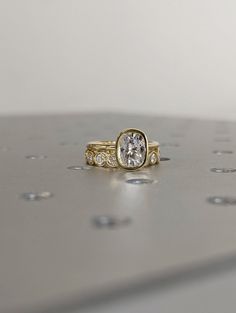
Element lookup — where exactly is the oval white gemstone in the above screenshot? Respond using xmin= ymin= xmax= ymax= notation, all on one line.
xmin=95 ymin=153 xmax=106 ymax=166
xmin=150 ymin=152 xmax=158 ymax=165
xmin=117 ymin=131 xmax=147 ymax=168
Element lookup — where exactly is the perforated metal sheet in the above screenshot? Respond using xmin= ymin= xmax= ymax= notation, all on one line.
xmin=1 ymin=113 xmax=236 ymax=313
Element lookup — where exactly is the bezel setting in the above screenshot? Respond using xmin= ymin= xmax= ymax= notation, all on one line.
xmin=115 ymin=128 xmax=148 ymax=170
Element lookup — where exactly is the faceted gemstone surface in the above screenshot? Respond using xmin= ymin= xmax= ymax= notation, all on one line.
xmin=150 ymin=152 xmax=158 ymax=165
xmin=117 ymin=131 xmax=147 ymax=168
xmin=95 ymin=153 xmax=106 ymax=166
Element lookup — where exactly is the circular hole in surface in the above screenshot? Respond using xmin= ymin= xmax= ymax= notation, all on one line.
xmin=25 ymin=155 xmax=47 ymax=160
xmin=210 ymin=168 xmax=236 ymax=173
xmin=21 ymin=191 xmax=53 ymax=201
xmin=126 ymin=178 xmax=157 ymax=185
xmin=67 ymin=165 xmax=91 ymax=171
xmin=212 ymin=150 xmax=233 ymax=155
xmin=207 ymin=196 xmax=236 ymax=205
xmin=160 ymin=157 xmax=170 ymax=161
xmin=92 ymin=215 xmax=131 ymax=229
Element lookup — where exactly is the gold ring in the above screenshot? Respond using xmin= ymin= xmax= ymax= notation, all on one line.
xmin=85 ymin=128 xmax=160 ymax=170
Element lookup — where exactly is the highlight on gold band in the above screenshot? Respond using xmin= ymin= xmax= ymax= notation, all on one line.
xmin=85 ymin=128 xmax=160 ymax=170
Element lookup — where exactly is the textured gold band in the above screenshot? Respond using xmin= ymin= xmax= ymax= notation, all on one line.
xmin=85 ymin=140 xmax=160 ymax=168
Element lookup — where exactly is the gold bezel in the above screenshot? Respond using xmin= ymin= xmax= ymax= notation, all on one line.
xmin=115 ymin=128 xmax=148 ymax=170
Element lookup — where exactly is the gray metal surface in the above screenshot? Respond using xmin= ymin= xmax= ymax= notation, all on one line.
xmin=1 ymin=113 xmax=236 ymax=313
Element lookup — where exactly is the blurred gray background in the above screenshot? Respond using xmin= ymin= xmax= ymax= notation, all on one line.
xmin=1 ymin=0 xmax=236 ymax=119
